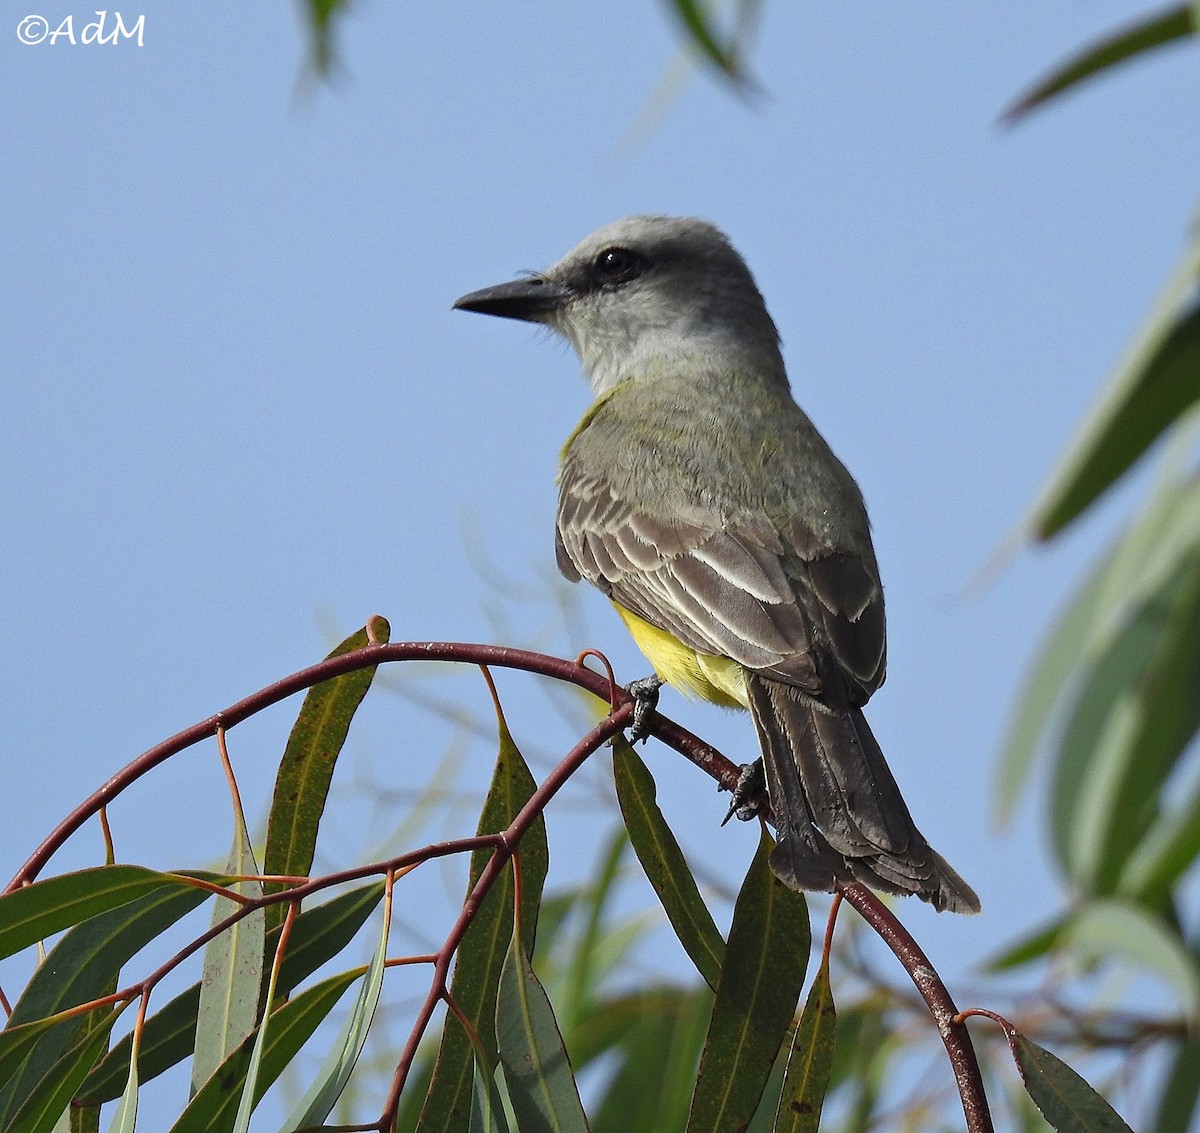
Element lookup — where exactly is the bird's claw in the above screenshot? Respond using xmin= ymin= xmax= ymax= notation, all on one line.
xmin=625 ymin=675 xmax=663 ymax=743
xmin=721 ymin=759 xmax=766 ymax=826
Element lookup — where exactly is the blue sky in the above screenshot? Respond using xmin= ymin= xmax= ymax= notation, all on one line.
xmin=3 ymin=0 xmax=1199 ymax=1121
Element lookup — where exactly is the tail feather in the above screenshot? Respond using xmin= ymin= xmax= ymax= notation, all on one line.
xmin=747 ymin=674 xmax=979 ymax=915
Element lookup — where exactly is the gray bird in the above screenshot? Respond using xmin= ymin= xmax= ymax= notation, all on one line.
xmin=455 ymin=215 xmax=979 ymax=914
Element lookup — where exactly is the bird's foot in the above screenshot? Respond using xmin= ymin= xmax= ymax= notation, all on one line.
xmin=721 ymin=759 xmax=766 ymax=826
xmin=625 ymin=675 xmax=663 ymax=743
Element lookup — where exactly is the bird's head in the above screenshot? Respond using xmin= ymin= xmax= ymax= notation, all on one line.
xmin=454 ymin=215 xmax=785 ymax=394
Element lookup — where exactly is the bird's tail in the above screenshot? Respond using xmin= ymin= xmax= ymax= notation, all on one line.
xmin=746 ymin=674 xmax=979 ymax=914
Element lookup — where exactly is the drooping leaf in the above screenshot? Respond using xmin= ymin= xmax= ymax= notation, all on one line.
xmin=193 ymin=799 xmax=265 ymax=1093
xmin=613 ymin=739 xmax=725 ymax=990
xmin=263 ymin=619 xmax=390 ymax=931
xmin=685 ymin=828 xmax=810 ymax=1133
xmin=556 ymin=827 xmax=653 ymax=1042
xmin=984 ymin=916 xmax=1069 ymax=972
xmin=663 ymin=0 xmax=743 ymax=81
xmin=0 ymin=867 xmax=208 ymax=962
xmin=1051 ymin=554 xmax=1200 ymax=892
xmin=998 ymin=474 xmax=1200 ymax=819
xmin=1118 ymin=775 xmax=1200 ymax=904
xmin=5 ymin=1009 xmax=123 ymax=1133
xmin=1029 ymin=238 xmax=1200 ymax=540
xmin=1150 ymin=1035 xmax=1200 ymax=1133
xmin=468 ymin=1052 xmax=511 ymax=1133
xmin=496 ymin=932 xmax=589 ymax=1133
xmin=414 ymin=688 xmax=547 ymax=1133
xmin=277 ymin=887 xmax=391 ymax=1130
xmin=1009 ymin=1030 xmax=1135 ymax=1132
xmin=79 ymin=881 xmax=384 ymax=1104
xmin=589 ymin=985 xmax=713 ymax=1133
xmin=1062 ymin=900 xmax=1200 ymax=1025
xmin=105 ymin=1049 xmax=138 ymax=1133
xmin=1005 ymin=5 xmax=1195 ymax=121
xmin=166 ymin=971 xmax=359 ymax=1133
xmin=0 ymin=878 xmax=213 ymax=1127
xmin=775 ymin=959 xmax=836 ymax=1133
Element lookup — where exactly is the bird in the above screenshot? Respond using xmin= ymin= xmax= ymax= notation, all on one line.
xmin=454 ymin=215 xmax=979 ymax=914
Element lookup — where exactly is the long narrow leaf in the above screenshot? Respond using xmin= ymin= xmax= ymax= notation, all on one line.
xmin=105 ymin=1053 xmax=138 ymax=1133
xmin=264 ymin=619 xmax=390 ymax=931
xmin=613 ymin=739 xmax=725 ymax=990
xmin=664 ymin=0 xmax=743 ymax=80
xmin=79 ymin=881 xmax=384 ymax=1105
xmin=415 ymin=691 xmax=547 ymax=1133
xmin=1005 ymin=6 xmax=1195 ymax=122
xmin=0 ymin=867 xmax=206 ymax=962
xmin=685 ymin=828 xmax=810 ymax=1133
xmin=277 ymin=885 xmax=391 ymax=1130
xmin=1029 ymin=234 xmax=1200 ymax=539
xmin=998 ymin=474 xmax=1200 ymax=819
xmin=167 ymin=971 xmax=359 ymax=1133
xmin=775 ymin=959 xmax=836 ymax=1133
xmin=0 ymin=880 xmax=212 ymax=1126
xmin=1009 ymin=1031 xmax=1134 ymax=1132
xmin=496 ymin=934 xmax=589 ymax=1133
xmin=5 ymin=1009 xmax=122 ymax=1133
xmin=468 ymin=1054 xmax=511 ymax=1133
xmin=193 ymin=807 xmax=265 ymax=1093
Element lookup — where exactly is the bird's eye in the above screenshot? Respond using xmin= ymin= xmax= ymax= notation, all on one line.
xmin=593 ymin=247 xmax=647 ymax=286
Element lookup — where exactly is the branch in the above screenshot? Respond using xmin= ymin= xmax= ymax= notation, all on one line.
xmin=838 ymin=882 xmax=994 ymax=1133
xmin=7 ymin=642 xmax=737 ymax=891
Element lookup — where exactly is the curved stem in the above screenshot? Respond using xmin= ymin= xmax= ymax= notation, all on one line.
xmin=8 ymin=642 xmax=735 ymax=892
xmin=837 ymin=882 xmax=994 ymax=1133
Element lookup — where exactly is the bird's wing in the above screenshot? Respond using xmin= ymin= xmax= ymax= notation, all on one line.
xmin=556 ymin=468 xmax=885 ymax=704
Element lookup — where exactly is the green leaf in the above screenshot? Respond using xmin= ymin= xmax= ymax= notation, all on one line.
xmin=468 ymin=1054 xmax=511 ymax=1133
xmin=5 ymin=1009 xmax=123 ymax=1133
xmin=685 ymin=828 xmax=810 ymax=1133
xmin=1052 ymin=553 xmax=1200 ymax=891
xmin=105 ymin=1052 xmax=138 ymax=1133
xmin=774 ymin=959 xmax=836 ymax=1133
xmin=193 ymin=805 xmax=265 ymax=1093
xmin=167 ymin=971 xmax=359 ymax=1133
xmin=1030 ymin=235 xmax=1200 ymax=540
xmin=1151 ymin=1035 xmax=1200 ymax=1133
xmin=301 ymin=0 xmax=347 ymax=75
xmin=664 ymin=0 xmax=743 ymax=81
xmin=79 ymin=881 xmax=384 ymax=1104
xmin=998 ymin=474 xmax=1200 ymax=819
xmin=984 ymin=916 xmax=1069 ymax=971
xmin=415 ymin=693 xmax=547 ymax=1133
xmin=264 ymin=619 xmax=390 ymax=931
xmin=589 ymin=986 xmax=713 ymax=1133
xmin=277 ymin=887 xmax=391 ymax=1129
xmin=1063 ymin=900 xmax=1200 ymax=1025
xmin=1118 ymin=776 xmax=1200 ymax=903
xmin=0 ymin=866 xmax=206 ymax=962
xmin=1005 ymin=6 xmax=1195 ymax=122
xmin=1009 ymin=1031 xmax=1134 ymax=1132
xmin=561 ymin=829 xmax=625 ymax=1004
xmin=0 ymin=878 xmax=213 ymax=1127
xmin=496 ymin=933 xmax=589 ymax=1133
xmin=612 ymin=739 xmax=726 ymax=990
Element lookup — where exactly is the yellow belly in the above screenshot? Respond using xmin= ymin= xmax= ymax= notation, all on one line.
xmin=613 ymin=603 xmax=748 ymax=709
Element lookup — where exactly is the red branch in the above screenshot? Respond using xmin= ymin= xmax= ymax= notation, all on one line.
xmin=7 ymin=642 xmax=736 ymax=893
xmin=6 ymin=639 xmax=994 ymax=1132
xmin=838 ymin=882 xmax=994 ymax=1133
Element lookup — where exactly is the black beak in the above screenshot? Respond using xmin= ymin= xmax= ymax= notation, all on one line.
xmin=453 ymin=276 xmax=570 ymax=323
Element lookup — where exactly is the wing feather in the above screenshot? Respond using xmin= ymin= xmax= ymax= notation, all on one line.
xmin=556 ymin=467 xmax=885 ymax=703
